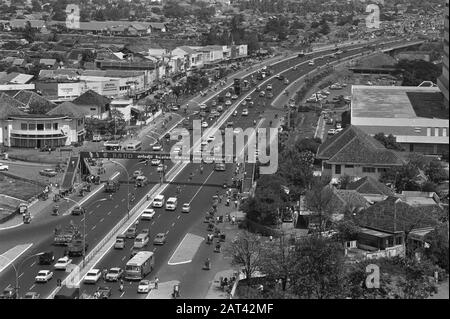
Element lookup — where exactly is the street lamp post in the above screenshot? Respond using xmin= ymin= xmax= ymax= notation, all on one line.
xmin=0 ymin=252 xmax=45 ymax=299
xmin=110 ymin=160 xmax=131 ymax=219
xmin=63 ymin=197 xmax=108 ymax=267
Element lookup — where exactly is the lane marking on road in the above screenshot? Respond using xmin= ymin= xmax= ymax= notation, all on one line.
xmin=114 ymin=204 xmax=119 ymax=209
xmin=121 ymin=198 xmax=125 ymax=202
xmin=18 ymin=272 xmax=24 ymax=279
xmin=165 ymin=230 xmax=170 ymax=235
xmin=100 ymin=218 xmax=104 ymax=223
xmin=29 ymin=284 xmax=35 ymax=290
xmin=157 ymin=214 xmax=161 ymax=219
xmin=81 ymin=218 xmax=85 ymax=222
xmin=188 ymin=170 xmax=215 ymax=205
xmin=153 ymin=248 xmax=157 ymax=252
xmin=30 ymin=262 xmax=35 ymax=267
xmin=151 ymin=221 xmax=155 ymax=226
xmin=171 ymin=222 xmax=175 ymax=227
xmin=120 ymin=292 xmax=125 ymax=298
xmin=0 ymin=243 xmax=33 ymax=273
xmin=96 ymin=204 xmax=101 ymax=208
xmin=91 ymin=225 xmax=96 ymax=231
xmin=107 ymin=211 xmax=111 ymax=216
xmin=177 ymin=215 xmax=180 ymax=219
xmin=121 ymin=256 xmax=126 ymax=261
xmin=88 ymin=211 xmax=93 ymax=215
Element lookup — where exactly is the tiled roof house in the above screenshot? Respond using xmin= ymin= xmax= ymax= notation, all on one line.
xmin=317 ymin=125 xmax=404 ymax=181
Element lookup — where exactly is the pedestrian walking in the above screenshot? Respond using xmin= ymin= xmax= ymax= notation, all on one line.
xmin=234 ymin=200 xmax=238 ymax=208
xmin=154 ymin=277 xmax=159 ymax=289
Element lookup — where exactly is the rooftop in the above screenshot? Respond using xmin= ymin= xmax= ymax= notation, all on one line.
xmin=351 ymin=85 xmax=448 ymax=120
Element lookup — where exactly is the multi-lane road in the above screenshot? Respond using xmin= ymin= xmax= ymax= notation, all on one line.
xmin=0 ymin=37 xmax=418 ymax=298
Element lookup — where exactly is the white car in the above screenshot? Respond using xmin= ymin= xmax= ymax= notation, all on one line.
xmin=225 ymin=92 xmax=231 ymax=98
xmin=157 ymin=164 xmax=164 ymax=172
xmin=152 ymin=144 xmax=162 ymax=151
xmin=152 ymin=195 xmax=165 ymax=208
xmin=199 ymin=103 xmax=207 ymax=110
xmin=165 ymin=197 xmax=178 ymax=210
xmin=231 ymin=94 xmax=238 ymax=100
xmin=181 ymin=203 xmax=190 ymax=213
xmin=201 ymin=122 xmax=208 ymax=128
xmin=207 ymin=136 xmax=215 ymax=143
xmin=0 ymin=163 xmax=8 ymax=171
xmin=151 ymin=158 xmax=161 ymax=166
xmin=35 ymin=270 xmax=53 ymax=283
xmin=308 ymin=60 xmax=315 ymax=66
xmin=54 ymin=257 xmax=72 ymax=270
xmin=141 ymin=208 xmax=156 ymax=220
xmin=137 ymin=280 xmax=152 ymax=293
xmin=232 ymin=110 xmax=238 ymax=116
xmin=266 ymin=84 xmax=272 ymax=90
xmin=225 ymin=100 xmax=232 ymax=106
xmin=84 ymin=269 xmax=102 ymax=284
xmin=242 ymin=109 xmax=249 ymax=116
xmin=241 ymin=100 xmax=247 ymax=106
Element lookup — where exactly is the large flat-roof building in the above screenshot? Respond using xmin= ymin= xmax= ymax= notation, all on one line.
xmin=350 ymin=85 xmax=449 ymax=155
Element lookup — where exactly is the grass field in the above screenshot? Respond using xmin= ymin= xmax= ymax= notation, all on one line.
xmin=0 ymin=174 xmax=42 ymax=201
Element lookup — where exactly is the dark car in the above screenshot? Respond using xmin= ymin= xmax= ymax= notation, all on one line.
xmin=38 ymin=251 xmax=54 ymax=265
xmin=40 ymin=145 xmax=55 ymax=152
xmin=0 ymin=287 xmax=17 ymax=299
xmin=71 ymin=206 xmax=85 ymax=216
xmin=39 ymin=168 xmax=58 ymax=177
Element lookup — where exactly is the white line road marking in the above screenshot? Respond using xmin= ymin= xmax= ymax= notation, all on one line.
xmin=29 ymin=284 xmax=35 ymax=290
xmin=81 ymin=218 xmax=85 ymax=222
xmin=96 ymin=204 xmax=101 ymax=208
xmin=157 ymin=214 xmax=160 ymax=218
xmin=100 ymin=218 xmax=104 ymax=223
xmin=165 ymin=230 xmax=169 ymax=235
xmin=151 ymin=221 xmax=155 ymax=225
xmin=188 ymin=170 xmax=215 ymax=204
xmin=153 ymin=248 xmax=157 ymax=252
xmin=89 ymin=211 xmax=93 ymax=215
xmin=18 ymin=272 xmax=24 ymax=278
xmin=114 ymin=204 xmax=119 ymax=209
xmin=171 ymin=222 xmax=175 ymax=227
xmin=30 ymin=262 xmax=35 ymax=267
xmin=120 ymin=292 xmax=125 ymax=298
xmin=177 ymin=215 xmax=180 ymax=219
xmin=107 ymin=211 xmax=111 ymax=216
xmin=121 ymin=256 xmax=126 ymax=261
xmin=121 ymin=198 xmax=125 ymax=202
xmin=91 ymin=225 xmax=96 ymax=231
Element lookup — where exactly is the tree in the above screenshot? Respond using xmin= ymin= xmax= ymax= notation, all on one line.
xmin=422 ymin=223 xmax=449 ymax=272
xmin=291 ymin=236 xmax=347 ymax=298
xmin=425 ymin=160 xmax=448 ymax=184
xmin=294 ymin=137 xmax=321 ymax=154
xmin=380 ymin=163 xmax=421 ymax=192
xmin=225 ymin=231 xmax=265 ymax=281
xmin=318 ymin=21 xmax=330 ymax=35
xmin=259 ymin=233 xmax=297 ymax=294
xmin=373 ymin=133 xmax=404 ymax=151
xmin=108 ymin=109 xmax=126 ymax=136
xmin=394 ymin=258 xmax=438 ymax=299
xmin=23 ymin=21 xmax=35 ymax=43
xmin=163 ymin=1 xmax=188 ymax=18
xmin=304 ymin=177 xmax=334 ymax=233
xmin=338 ymin=174 xmax=352 ymax=190
xmin=396 ymin=59 xmax=442 ymax=86
xmin=31 ymin=0 xmax=41 ymax=12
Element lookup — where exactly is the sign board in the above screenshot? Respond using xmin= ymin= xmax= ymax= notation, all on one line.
xmin=60 ymin=148 xmax=73 ymax=152
xmin=79 ymin=151 xmax=234 ymax=162
xmin=0 ymin=84 xmax=35 ymax=91
xmin=101 ymin=81 xmax=120 ymax=96
xmin=58 ymin=82 xmax=81 ymax=97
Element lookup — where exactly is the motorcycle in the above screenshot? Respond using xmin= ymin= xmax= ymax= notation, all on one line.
xmin=203 ymin=259 xmax=211 ymax=270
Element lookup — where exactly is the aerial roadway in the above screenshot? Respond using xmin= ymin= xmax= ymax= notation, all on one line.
xmin=0 ymin=37 xmax=418 ymax=298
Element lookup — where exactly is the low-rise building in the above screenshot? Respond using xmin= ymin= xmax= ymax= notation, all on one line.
xmin=316 ymin=125 xmax=404 ymax=182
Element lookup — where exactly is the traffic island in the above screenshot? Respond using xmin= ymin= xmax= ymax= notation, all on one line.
xmin=168 ymin=233 xmax=204 ymax=265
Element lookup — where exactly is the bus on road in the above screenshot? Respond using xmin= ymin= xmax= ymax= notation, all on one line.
xmin=124 ymin=140 xmax=142 ymax=151
xmin=104 ymin=140 xmax=121 ymax=151
xmin=125 ymin=251 xmax=154 ymax=280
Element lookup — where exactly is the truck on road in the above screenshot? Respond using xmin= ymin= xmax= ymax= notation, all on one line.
xmin=54 ymin=225 xmax=80 ymax=246
xmin=67 ymin=238 xmax=88 ymax=257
